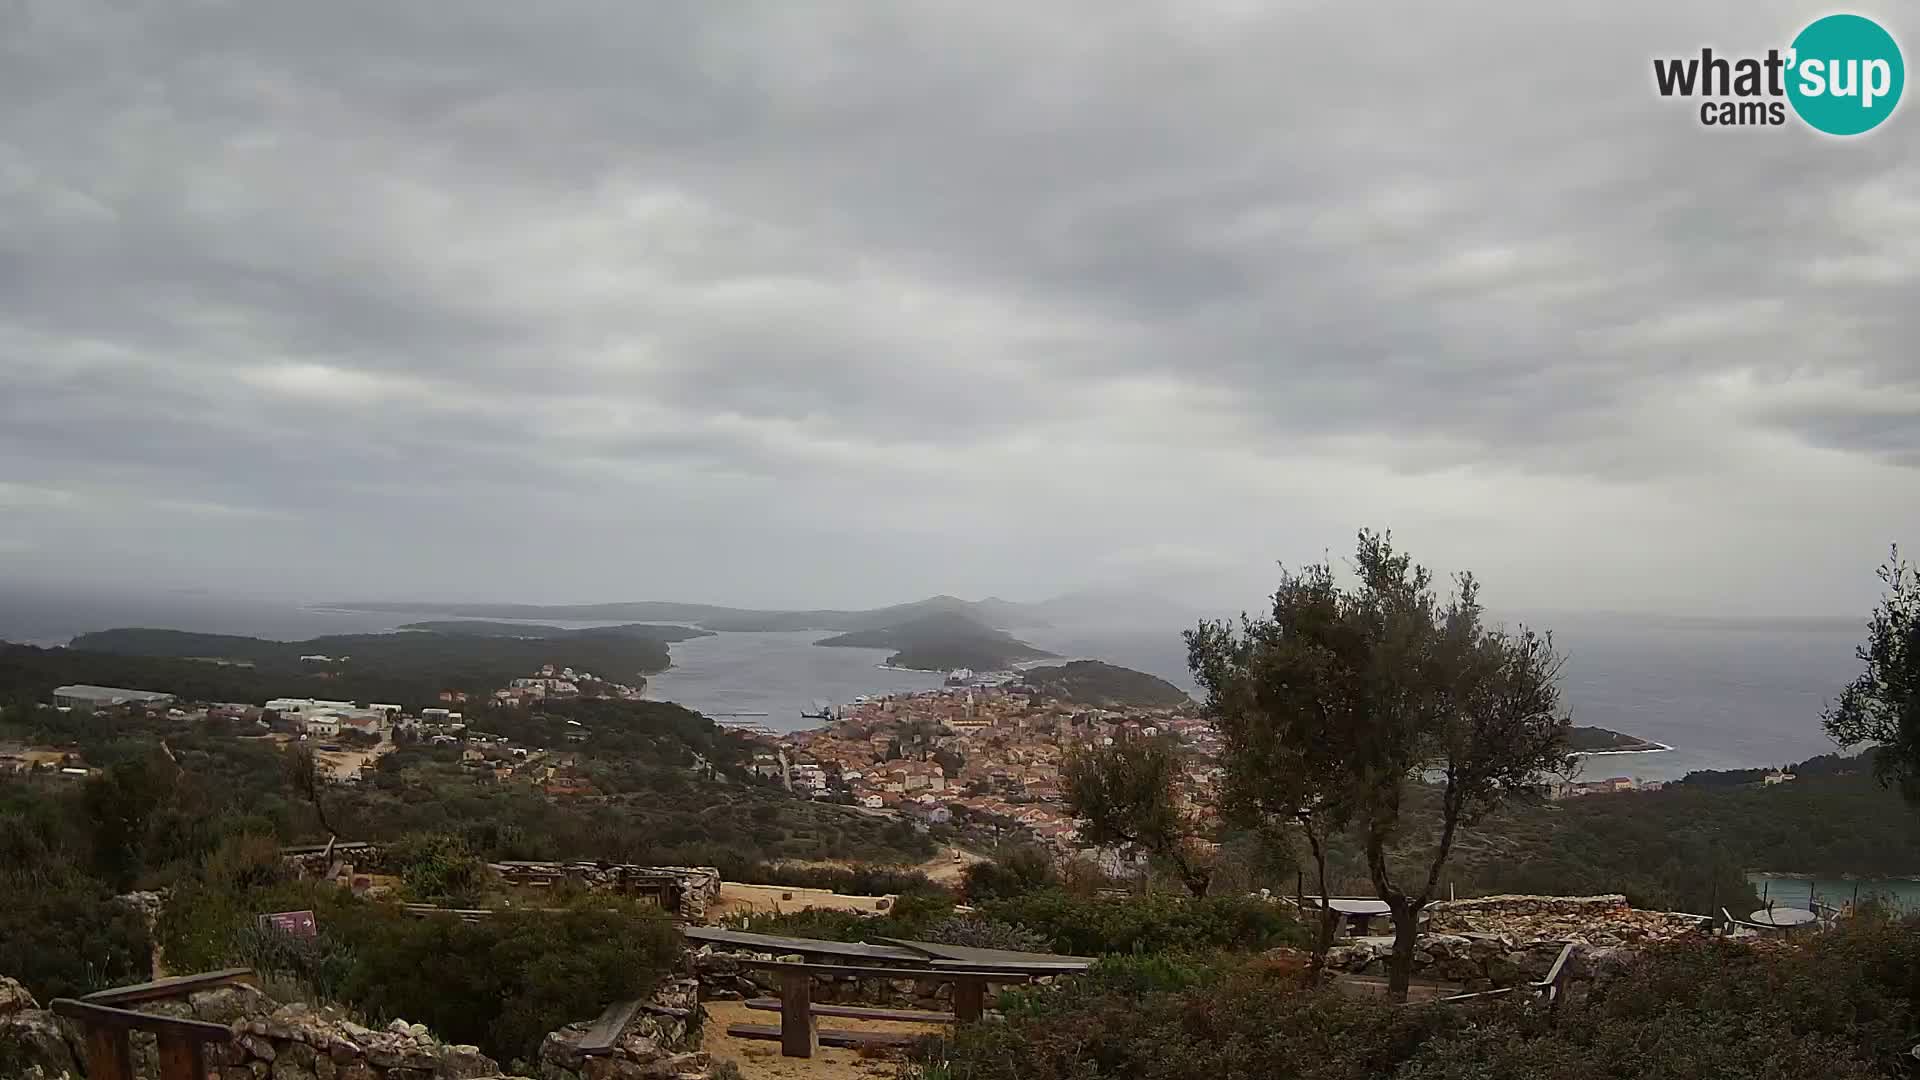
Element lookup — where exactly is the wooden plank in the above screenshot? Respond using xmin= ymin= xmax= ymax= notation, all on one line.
xmin=83 ymin=1025 xmax=134 ymax=1080
xmin=732 ymin=960 xmax=1033 ymax=982
xmin=575 ymin=999 xmax=642 ymax=1057
xmin=82 ymin=969 xmax=256 ymax=1006
xmin=780 ymin=969 xmax=816 ymax=1059
xmin=154 ymin=1030 xmax=206 ymax=1080
xmin=726 ymin=1024 xmax=919 ymax=1050
xmin=952 ymin=976 xmax=986 ymax=1023
xmin=51 ymin=999 xmax=235 ymax=1041
xmin=745 ymin=998 xmax=955 ymax=1024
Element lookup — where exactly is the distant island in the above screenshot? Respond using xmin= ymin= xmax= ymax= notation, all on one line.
xmin=1568 ymin=726 xmax=1668 ymax=753
xmin=1018 ymin=660 xmax=1191 ymax=708
xmin=326 ymin=588 xmax=1200 ymax=634
xmin=813 ymin=611 xmax=1055 ymax=673
xmin=395 ymin=620 xmax=712 ymax=643
xmin=331 ymin=594 xmax=1048 ymax=633
xmin=42 ymin=624 xmax=690 ymax=706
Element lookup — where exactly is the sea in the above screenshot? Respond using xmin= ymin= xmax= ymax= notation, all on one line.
xmin=0 ymin=583 xmax=1869 ymax=784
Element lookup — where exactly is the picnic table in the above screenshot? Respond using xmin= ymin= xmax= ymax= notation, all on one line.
xmin=1305 ymin=898 xmax=1394 ymax=937
xmin=1748 ymin=907 xmax=1819 ymax=930
xmin=725 ymin=960 xmax=1037 ymax=1059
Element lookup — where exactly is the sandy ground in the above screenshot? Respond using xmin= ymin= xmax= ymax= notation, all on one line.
xmin=711 ymin=884 xmax=899 ymax=921
xmin=313 ymin=740 xmax=393 ymax=781
xmin=916 ymin=846 xmax=987 ymax=885
xmin=706 ymin=847 xmax=988 ymax=922
xmin=701 ymin=1000 xmax=942 ymax=1080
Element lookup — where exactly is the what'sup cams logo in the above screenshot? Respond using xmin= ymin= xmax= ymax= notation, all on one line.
xmin=1655 ymin=13 xmax=1903 ymax=134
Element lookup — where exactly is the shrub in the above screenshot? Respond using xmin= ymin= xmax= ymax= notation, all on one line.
xmin=388 ymin=832 xmax=493 ymax=906
xmin=917 ymin=916 xmax=1050 ymax=953
xmin=977 ymin=890 xmax=1305 ymax=955
xmin=961 ymin=846 xmax=1059 ymax=903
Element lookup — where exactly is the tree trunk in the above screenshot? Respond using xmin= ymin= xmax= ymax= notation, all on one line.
xmin=1305 ymin=831 xmax=1337 ymax=982
xmin=1386 ymin=898 xmax=1422 ymax=1003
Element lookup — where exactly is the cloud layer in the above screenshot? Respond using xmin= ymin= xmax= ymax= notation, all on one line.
xmin=3 ymin=0 xmax=1917 ymax=614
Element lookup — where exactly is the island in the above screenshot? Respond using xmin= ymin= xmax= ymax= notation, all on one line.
xmin=1568 ymin=725 xmax=1667 ymax=753
xmin=1018 ymin=659 xmax=1192 ymax=708
xmin=812 ymin=611 xmax=1055 ymax=672
xmin=52 ymin=624 xmax=687 ymax=706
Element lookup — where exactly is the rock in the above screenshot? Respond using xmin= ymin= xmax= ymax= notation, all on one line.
xmin=313 ymin=1056 xmax=336 ymax=1080
xmin=270 ymin=1057 xmax=317 ymax=1080
xmin=390 ymin=1019 xmax=416 ymax=1035
xmin=193 ymin=985 xmax=278 ymax=1026
xmin=436 ymin=1043 xmax=499 ymax=1078
xmin=0 ymin=976 xmax=38 ymax=1016
xmin=224 ymin=1068 xmax=256 ymax=1080
xmin=329 ymin=1039 xmax=362 ymax=1064
xmin=242 ymin=1034 xmax=279 ymax=1061
xmin=636 ymin=1052 xmax=709 ymax=1077
xmin=0 ymin=1008 xmax=83 ymax=1078
xmin=337 ymin=1065 xmax=379 ymax=1080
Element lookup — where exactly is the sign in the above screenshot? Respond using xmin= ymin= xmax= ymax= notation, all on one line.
xmin=1652 ymin=13 xmax=1904 ymax=134
xmin=258 ymin=910 xmax=318 ymax=939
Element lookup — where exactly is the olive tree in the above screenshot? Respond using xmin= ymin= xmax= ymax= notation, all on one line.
xmin=1189 ymin=530 xmax=1571 ymax=1000
xmin=1823 ymin=546 xmax=1920 ymax=800
xmin=1063 ymin=735 xmax=1216 ymax=897
xmin=1188 ymin=561 xmax=1358 ymax=978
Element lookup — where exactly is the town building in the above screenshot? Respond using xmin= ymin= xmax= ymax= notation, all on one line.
xmin=53 ymin=685 xmax=176 ymax=709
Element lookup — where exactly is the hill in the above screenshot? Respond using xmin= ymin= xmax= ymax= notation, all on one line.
xmin=1018 ymin=660 xmax=1191 ymax=707
xmin=330 ymin=594 xmax=1050 ymax=632
xmin=1567 ymin=726 xmax=1664 ymax=753
xmin=394 ymin=620 xmax=711 ymax=642
xmin=15 ymin=625 xmax=683 ymax=708
xmin=814 ymin=611 xmax=1055 ymax=672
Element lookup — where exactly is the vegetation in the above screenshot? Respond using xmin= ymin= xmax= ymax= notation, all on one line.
xmin=813 ymin=611 xmax=1055 ymax=672
xmin=909 ymin=919 xmax=1920 ymax=1080
xmin=1018 ymin=660 xmax=1191 ymax=707
xmin=1186 ymin=530 xmax=1572 ymax=999
xmin=156 ymin=845 xmax=679 ymax=1065
xmin=734 ymin=883 xmax=1302 ymax=958
xmin=1566 ymin=726 xmax=1662 ymax=752
xmin=1063 ymin=736 xmax=1216 ymax=897
xmin=1824 ymin=546 xmax=1920 ymax=802
xmin=976 ymin=889 xmax=1305 ymax=956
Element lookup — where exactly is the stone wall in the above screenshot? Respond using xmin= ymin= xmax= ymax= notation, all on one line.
xmin=535 ymin=979 xmax=708 ymax=1080
xmin=280 ymin=846 xmax=720 ymax=922
xmin=1320 ymin=894 xmax=1709 ymax=991
xmin=129 ymin=983 xmax=513 ymax=1080
xmin=690 ymin=947 xmax=958 ymax=1011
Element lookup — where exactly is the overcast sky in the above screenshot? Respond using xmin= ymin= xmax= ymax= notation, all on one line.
xmin=2 ymin=1 xmax=1916 ymax=617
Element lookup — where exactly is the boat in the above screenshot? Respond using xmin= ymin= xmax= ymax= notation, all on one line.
xmin=800 ymin=699 xmax=837 ymax=721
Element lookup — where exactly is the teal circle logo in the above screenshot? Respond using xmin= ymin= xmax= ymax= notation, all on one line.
xmin=1788 ymin=14 xmax=1904 ymax=135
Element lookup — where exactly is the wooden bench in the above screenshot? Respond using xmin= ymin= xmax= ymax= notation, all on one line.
xmin=745 ymin=998 xmax=956 ymax=1023
xmin=53 ymin=968 xmax=258 ymax=1080
xmin=575 ymin=998 xmax=644 ymax=1057
xmin=726 ymin=960 xmax=1034 ymax=1059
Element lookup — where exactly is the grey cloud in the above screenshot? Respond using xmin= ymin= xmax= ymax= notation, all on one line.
xmin=0 ymin=0 xmax=1916 ymax=610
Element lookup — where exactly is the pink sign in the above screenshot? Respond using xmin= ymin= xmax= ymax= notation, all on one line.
xmin=258 ymin=910 xmax=318 ymax=939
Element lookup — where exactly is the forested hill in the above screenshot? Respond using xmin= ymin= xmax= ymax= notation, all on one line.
xmin=1018 ymin=660 xmax=1191 ymax=707
xmin=334 ymin=593 xmax=1046 ymax=632
xmin=1 ymin=624 xmax=683 ymax=709
xmin=813 ymin=611 xmax=1055 ymax=672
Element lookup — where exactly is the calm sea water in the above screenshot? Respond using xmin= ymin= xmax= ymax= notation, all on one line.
xmin=0 ymin=584 xmax=1868 ymax=781
xmin=1747 ymin=874 xmax=1920 ymax=912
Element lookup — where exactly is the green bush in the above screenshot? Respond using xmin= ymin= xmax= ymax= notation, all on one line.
xmin=389 ymin=832 xmax=493 ymax=906
xmin=977 ymin=890 xmax=1305 ymax=955
xmin=0 ymin=862 xmax=152 ymax=1000
xmin=915 ymin=922 xmax=1920 ymax=1080
xmin=960 ymin=846 xmax=1060 ymax=903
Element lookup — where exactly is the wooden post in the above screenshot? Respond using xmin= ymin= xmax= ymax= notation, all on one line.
xmin=779 ymin=969 xmax=815 ymax=1059
xmin=84 ymin=1026 xmax=134 ymax=1080
xmin=155 ymin=1031 xmax=206 ymax=1080
xmin=952 ymin=976 xmax=986 ymax=1023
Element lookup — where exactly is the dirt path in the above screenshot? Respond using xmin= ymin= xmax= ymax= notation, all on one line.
xmin=701 ymin=1000 xmax=939 ymax=1080
xmin=916 ymin=846 xmax=987 ymax=885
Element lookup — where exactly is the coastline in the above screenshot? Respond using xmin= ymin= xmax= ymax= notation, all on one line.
xmin=1570 ymin=742 xmax=1675 ymax=757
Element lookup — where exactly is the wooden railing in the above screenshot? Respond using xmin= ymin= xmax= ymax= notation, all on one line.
xmin=51 ymin=969 xmax=255 ymax=1080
